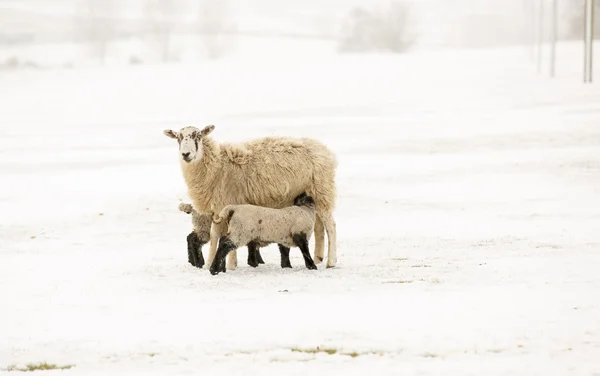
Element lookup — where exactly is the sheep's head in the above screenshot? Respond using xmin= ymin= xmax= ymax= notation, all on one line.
xmin=293 ymin=192 xmax=315 ymax=208
xmin=163 ymin=125 xmax=215 ymax=163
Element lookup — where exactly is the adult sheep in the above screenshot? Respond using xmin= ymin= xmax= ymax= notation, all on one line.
xmin=163 ymin=125 xmax=338 ymax=269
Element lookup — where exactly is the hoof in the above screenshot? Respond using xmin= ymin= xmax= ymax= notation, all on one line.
xmin=281 ymin=263 xmax=292 ymax=269
xmin=314 ymin=256 xmax=324 ymax=264
xmin=248 ymin=260 xmax=259 ymax=268
xmin=326 ymin=264 xmax=335 ymax=269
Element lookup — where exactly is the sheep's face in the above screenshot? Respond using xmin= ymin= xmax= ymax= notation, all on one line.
xmin=163 ymin=125 xmax=215 ymax=163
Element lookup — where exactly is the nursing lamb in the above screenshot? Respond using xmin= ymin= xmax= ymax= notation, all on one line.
xmin=209 ymin=192 xmax=318 ymax=275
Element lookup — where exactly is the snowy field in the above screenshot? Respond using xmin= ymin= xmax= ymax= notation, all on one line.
xmin=1 ymin=39 xmax=600 ymax=375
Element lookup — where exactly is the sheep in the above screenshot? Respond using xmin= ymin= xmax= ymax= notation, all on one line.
xmin=178 ymin=202 xmax=293 ymax=269
xmin=209 ymin=192 xmax=318 ymax=275
xmin=163 ymin=124 xmax=338 ymax=271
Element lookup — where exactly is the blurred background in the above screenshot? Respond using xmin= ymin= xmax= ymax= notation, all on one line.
xmin=0 ymin=0 xmax=596 ymax=69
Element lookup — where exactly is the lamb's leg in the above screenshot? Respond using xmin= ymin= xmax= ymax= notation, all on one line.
xmin=210 ymin=236 xmax=237 ymax=275
xmin=186 ymin=232 xmax=198 ymax=266
xmin=278 ymin=244 xmax=292 ymax=268
xmin=255 ymin=248 xmax=265 ymax=264
xmin=186 ymin=231 xmax=205 ymax=268
xmin=206 ymin=222 xmax=221 ymax=268
xmin=247 ymin=242 xmax=259 ymax=268
xmin=318 ymin=211 xmax=337 ymax=268
xmin=292 ymin=233 xmax=317 ymax=270
xmin=313 ymin=216 xmax=325 ymax=264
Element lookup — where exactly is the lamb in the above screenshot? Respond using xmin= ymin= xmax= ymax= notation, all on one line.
xmin=178 ymin=202 xmax=293 ymax=268
xmin=163 ymin=124 xmax=338 ymax=271
xmin=209 ymin=192 xmax=318 ymax=275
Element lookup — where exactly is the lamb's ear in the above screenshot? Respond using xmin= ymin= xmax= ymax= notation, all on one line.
xmin=164 ymin=129 xmax=179 ymax=139
xmin=200 ymin=125 xmax=215 ymax=137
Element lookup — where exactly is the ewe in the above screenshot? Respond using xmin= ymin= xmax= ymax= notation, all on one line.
xmin=164 ymin=125 xmax=338 ymax=270
xmin=209 ymin=193 xmax=318 ymax=275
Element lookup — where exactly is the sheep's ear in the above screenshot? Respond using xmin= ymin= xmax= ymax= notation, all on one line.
xmin=200 ymin=125 xmax=215 ymax=137
xmin=163 ymin=129 xmax=179 ymax=139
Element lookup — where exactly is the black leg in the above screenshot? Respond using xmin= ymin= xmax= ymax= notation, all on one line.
xmin=247 ymin=242 xmax=259 ymax=268
xmin=210 ymin=236 xmax=237 ymax=275
xmin=278 ymin=244 xmax=292 ymax=268
xmin=186 ymin=232 xmax=196 ymax=266
xmin=187 ymin=232 xmax=205 ymax=268
xmin=255 ymin=248 xmax=265 ymax=264
xmin=292 ymin=233 xmax=317 ymax=270
xmin=196 ymin=239 xmax=205 ymax=269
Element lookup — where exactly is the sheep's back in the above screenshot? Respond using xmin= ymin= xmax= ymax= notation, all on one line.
xmin=217 ymin=138 xmax=323 ymax=208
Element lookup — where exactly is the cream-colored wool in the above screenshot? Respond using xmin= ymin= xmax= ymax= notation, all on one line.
xmin=164 ymin=125 xmax=338 ymax=269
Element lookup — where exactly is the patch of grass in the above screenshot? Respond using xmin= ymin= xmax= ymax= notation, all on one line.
xmin=422 ymin=352 xmax=438 ymax=358
xmin=291 ymin=347 xmax=379 ymax=358
xmin=6 ymin=362 xmax=75 ymax=372
xmin=146 ymin=353 xmax=157 ymax=358
xmin=535 ymin=243 xmax=561 ymax=249
xmin=292 ymin=347 xmax=338 ymax=355
xmin=391 ymin=257 xmax=408 ymax=261
xmin=410 ymin=264 xmax=431 ymax=268
xmin=382 ymin=280 xmax=413 ymax=284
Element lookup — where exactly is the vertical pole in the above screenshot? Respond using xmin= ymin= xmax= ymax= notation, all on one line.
xmin=584 ymin=0 xmax=594 ymax=83
xmin=528 ymin=0 xmax=535 ymax=61
xmin=537 ymin=0 xmax=544 ymax=73
xmin=550 ymin=0 xmax=557 ymax=77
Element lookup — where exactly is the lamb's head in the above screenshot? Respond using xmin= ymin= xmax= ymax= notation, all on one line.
xmin=293 ymin=192 xmax=315 ymax=209
xmin=178 ymin=203 xmax=194 ymax=214
xmin=163 ymin=125 xmax=215 ymax=163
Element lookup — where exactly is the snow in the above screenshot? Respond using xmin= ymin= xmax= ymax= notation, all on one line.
xmin=1 ymin=38 xmax=600 ymax=375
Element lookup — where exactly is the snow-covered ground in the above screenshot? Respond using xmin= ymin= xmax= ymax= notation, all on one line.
xmin=1 ymin=39 xmax=600 ymax=375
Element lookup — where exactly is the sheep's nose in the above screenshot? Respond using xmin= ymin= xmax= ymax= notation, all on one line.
xmin=182 ymin=152 xmax=190 ymax=159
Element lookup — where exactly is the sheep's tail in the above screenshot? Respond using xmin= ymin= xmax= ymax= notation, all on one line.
xmin=212 ymin=206 xmax=235 ymax=225
xmin=179 ymin=203 xmax=194 ymax=214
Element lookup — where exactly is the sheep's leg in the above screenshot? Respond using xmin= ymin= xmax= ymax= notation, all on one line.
xmin=255 ymin=249 xmax=265 ymax=264
xmin=206 ymin=222 xmax=221 ymax=268
xmin=246 ymin=242 xmax=260 ymax=268
xmin=292 ymin=233 xmax=317 ymax=270
xmin=195 ymin=241 xmax=205 ymax=268
xmin=210 ymin=236 xmax=237 ymax=275
xmin=318 ymin=211 xmax=337 ymax=268
xmin=226 ymin=249 xmax=238 ymax=271
xmin=186 ymin=231 xmax=205 ymax=268
xmin=278 ymin=244 xmax=292 ymax=268
xmin=313 ymin=216 xmax=325 ymax=264
xmin=186 ymin=232 xmax=198 ymax=266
